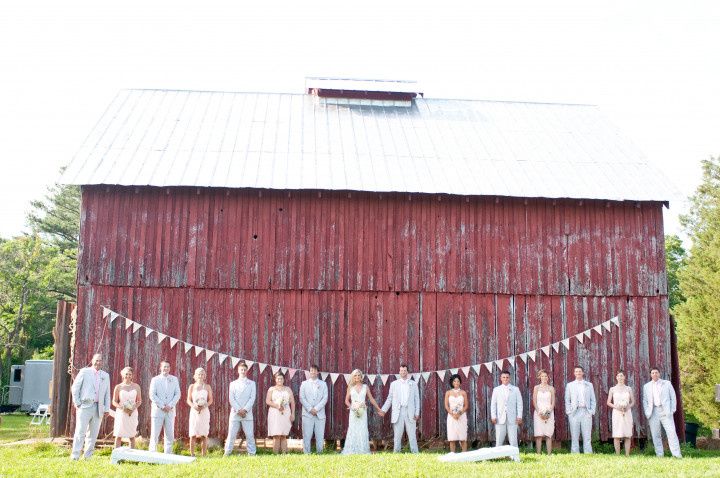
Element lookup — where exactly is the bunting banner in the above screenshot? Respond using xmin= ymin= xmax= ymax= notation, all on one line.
xmin=102 ymin=305 xmax=620 ymax=384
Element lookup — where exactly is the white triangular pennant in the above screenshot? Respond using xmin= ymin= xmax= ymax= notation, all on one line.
xmin=602 ymin=320 xmax=612 ymax=332
xmin=124 ymin=318 xmax=133 ymax=330
xmin=344 ymin=373 xmax=353 ymax=385
xmin=541 ymin=346 xmax=551 ymax=357
xmin=183 ymin=342 xmax=193 ymax=354
xmin=246 ymin=360 xmax=255 ymax=370
xmin=288 ymin=368 xmax=297 ymax=380
xmin=169 ymin=337 xmax=178 ymax=348
xmin=507 ymin=356 xmax=515 ymax=368
xmin=552 ymin=342 xmax=560 ymax=353
xmin=144 ymin=327 xmax=154 ymax=338
xmin=194 ymin=345 xmax=204 ymax=357
xmin=157 ymin=333 xmax=167 ymax=344
xmin=131 ymin=322 xmax=141 ymax=333
xmin=230 ymin=357 xmax=240 ymax=368
xmin=461 ymin=366 xmax=471 ymax=377
xmin=411 ymin=373 xmax=421 ymax=382
xmin=367 ymin=374 xmax=376 ymax=385
xmin=205 ymin=350 xmax=215 ymax=362
xmin=436 ymin=370 xmax=447 ymax=381
xmin=320 ymin=372 xmax=329 ymax=381
xmin=528 ymin=351 xmax=537 ymax=362
xmin=561 ymin=338 xmax=571 ymax=350
xmin=304 ymin=370 xmax=311 ymax=380
xmin=484 ymin=362 xmax=493 ymax=372
xmin=593 ymin=325 xmax=603 ymax=335
xmin=330 ymin=373 xmax=339 ymax=384
xmin=381 ymin=374 xmax=390 ymax=385
xmin=280 ymin=367 xmax=287 ymax=374
xmin=258 ymin=363 xmax=268 ymax=374
xmin=519 ymin=353 xmax=528 ymax=364
xmin=583 ymin=329 xmax=592 ymax=339
xmin=449 ymin=368 xmax=459 ymax=375
xmin=421 ymin=372 xmax=431 ymax=382
xmin=110 ymin=311 xmax=120 ymax=324
xmin=271 ymin=365 xmax=280 ymax=375
xmin=218 ymin=353 xmax=228 ymax=365
xmin=102 ymin=307 xmax=111 ymax=319
xmin=610 ymin=316 xmax=620 ymax=327
xmin=495 ymin=359 xmax=504 ymax=370
xmin=471 ymin=364 xmax=481 ymax=375
xmin=575 ymin=333 xmax=584 ymax=344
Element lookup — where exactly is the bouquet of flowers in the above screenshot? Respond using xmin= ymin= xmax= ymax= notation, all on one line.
xmin=540 ymin=409 xmax=552 ymax=422
xmin=615 ymin=397 xmax=629 ymax=416
xmin=274 ymin=396 xmax=289 ymax=412
xmin=122 ymin=399 xmax=135 ymax=415
xmin=350 ymin=401 xmax=366 ymax=418
xmin=451 ymin=405 xmax=463 ymax=417
xmin=195 ymin=396 xmax=207 ymax=408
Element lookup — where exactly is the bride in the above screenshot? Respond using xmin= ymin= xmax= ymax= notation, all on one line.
xmin=342 ymin=369 xmax=384 ymax=455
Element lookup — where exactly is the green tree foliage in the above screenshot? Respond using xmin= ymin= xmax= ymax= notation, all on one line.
xmin=665 ymin=234 xmax=687 ymax=310
xmin=0 ymin=235 xmax=74 ymax=386
xmin=0 ymin=181 xmax=79 ymax=387
xmin=674 ymin=157 xmax=720 ymax=428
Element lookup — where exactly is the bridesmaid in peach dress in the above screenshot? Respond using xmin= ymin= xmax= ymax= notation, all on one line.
xmin=266 ymin=372 xmax=295 ymax=454
xmin=444 ymin=374 xmax=469 ymax=452
xmin=532 ymin=369 xmax=556 ymax=455
xmin=112 ymin=366 xmax=142 ymax=448
xmin=607 ymin=370 xmax=635 ymax=456
xmin=187 ymin=367 xmax=214 ymax=457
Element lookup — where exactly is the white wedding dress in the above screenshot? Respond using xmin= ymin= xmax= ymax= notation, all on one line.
xmin=342 ymin=384 xmax=371 ymax=455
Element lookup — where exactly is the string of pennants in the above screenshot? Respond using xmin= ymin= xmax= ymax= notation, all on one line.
xmin=103 ymin=305 xmax=620 ymax=387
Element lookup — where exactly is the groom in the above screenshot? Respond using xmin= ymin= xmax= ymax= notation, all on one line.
xmin=381 ymin=364 xmax=420 ymax=453
xmin=148 ymin=360 xmax=182 ymax=453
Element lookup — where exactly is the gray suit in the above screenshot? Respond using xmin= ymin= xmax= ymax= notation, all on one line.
xmin=148 ymin=374 xmax=181 ymax=453
xmin=225 ymin=378 xmax=257 ymax=455
xmin=490 ymin=384 xmax=523 ymax=447
xmin=299 ymin=379 xmax=329 ymax=453
xmin=564 ymin=380 xmax=596 ymax=454
xmin=70 ymin=367 xmax=111 ymax=459
xmin=381 ymin=378 xmax=421 ymax=453
xmin=643 ymin=379 xmax=681 ymax=458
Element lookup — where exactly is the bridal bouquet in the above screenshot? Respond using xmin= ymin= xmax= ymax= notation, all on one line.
xmin=195 ymin=397 xmax=208 ymax=408
xmin=539 ymin=409 xmax=552 ymax=422
xmin=122 ymin=399 xmax=135 ymax=415
xmin=350 ymin=401 xmax=366 ymax=418
xmin=274 ymin=396 xmax=289 ymax=411
xmin=451 ymin=405 xmax=463 ymax=417
xmin=616 ymin=398 xmax=629 ymax=416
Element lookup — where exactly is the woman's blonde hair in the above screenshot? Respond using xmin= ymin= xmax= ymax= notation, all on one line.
xmin=350 ymin=369 xmax=364 ymax=383
xmin=537 ymin=369 xmax=549 ymax=380
xmin=194 ymin=367 xmax=206 ymax=378
xmin=120 ymin=366 xmax=133 ymax=376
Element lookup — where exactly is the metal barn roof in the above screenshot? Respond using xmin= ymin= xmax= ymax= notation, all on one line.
xmin=62 ymin=88 xmax=676 ymax=202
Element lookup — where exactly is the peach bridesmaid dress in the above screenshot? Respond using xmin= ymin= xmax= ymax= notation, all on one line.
xmin=113 ymin=388 xmax=138 ymax=438
xmin=189 ymin=388 xmax=210 ymax=437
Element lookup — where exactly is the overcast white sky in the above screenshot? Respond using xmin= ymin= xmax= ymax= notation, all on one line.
xmin=1 ymin=1 xmax=718 ymax=239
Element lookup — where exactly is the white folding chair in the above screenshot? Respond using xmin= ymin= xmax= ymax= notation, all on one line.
xmin=30 ymin=404 xmax=50 ymax=425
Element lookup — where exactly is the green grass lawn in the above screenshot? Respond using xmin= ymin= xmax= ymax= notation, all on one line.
xmin=1 ymin=443 xmax=719 ymax=478
xmin=0 ymin=413 xmax=50 ymax=444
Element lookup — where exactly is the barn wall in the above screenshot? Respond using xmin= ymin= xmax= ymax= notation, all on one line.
xmin=72 ymin=186 xmax=671 ymax=443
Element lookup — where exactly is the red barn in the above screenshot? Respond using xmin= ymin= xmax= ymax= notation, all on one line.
xmin=59 ymin=80 xmax=679 ymax=445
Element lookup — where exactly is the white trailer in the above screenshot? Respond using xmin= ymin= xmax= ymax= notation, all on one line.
xmin=6 ymin=360 xmax=53 ymax=412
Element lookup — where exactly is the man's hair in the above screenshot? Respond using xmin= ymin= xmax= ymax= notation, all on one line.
xmin=500 ymin=370 xmax=510 ymax=376
xmin=238 ymin=361 xmax=248 ymax=370
xmin=309 ymin=364 xmax=319 ymax=372
xmin=574 ymin=365 xmax=584 ymax=372
xmin=650 ymin=367 xmax=661 ymax=374
xmin=399 ymin=363 xmax=410 ymax=371
xmin=159 ymin=360 xmax=170 ymax=367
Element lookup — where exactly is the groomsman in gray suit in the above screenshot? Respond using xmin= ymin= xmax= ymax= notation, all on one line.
xmin=70 ymin=353 xmax=111 ymax=460
xmin=299 ymin=364 xmax=329 ymax=454
xmin=381 ymin=364 xmax=421 ymax=453
xmin=564 ymin=365 xmax=597 ymax=454
xmin=148 ymin=361 xmax=182 ymax=453
xmin=490 ymin=370 xmax=523 ymax=447
xmin=225 ymin=361 xmax=257 ymax=456
xmin=643 ymin=367 xmax=682 ymax=458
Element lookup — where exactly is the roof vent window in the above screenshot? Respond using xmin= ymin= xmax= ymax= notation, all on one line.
xmin=306 ymin=77 xmax=422 ymax=107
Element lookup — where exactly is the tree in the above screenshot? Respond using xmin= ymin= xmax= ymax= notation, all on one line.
xmin=27 ymin=182 xmax=80 ymax=258
xmin=665 ymin=234 xmax=687 ymax=310
xmin=674 ymin=156 xmax=720 ymax=428
xmin=0 ymin=234 xmax=74 ymax=387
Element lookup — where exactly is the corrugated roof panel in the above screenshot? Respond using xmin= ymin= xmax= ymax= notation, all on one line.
xmin=61 ymin=89 xmax=678 ymax=202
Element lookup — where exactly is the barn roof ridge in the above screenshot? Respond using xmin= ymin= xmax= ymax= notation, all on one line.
xmin=120 ymin=88 xmax=598 ymax=107
xmin=62 ymin=89 xmax=678 ymax=203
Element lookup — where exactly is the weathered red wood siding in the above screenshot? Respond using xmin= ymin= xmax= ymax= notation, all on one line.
xmin=72 ymin=186 xmax=671 ymax=443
